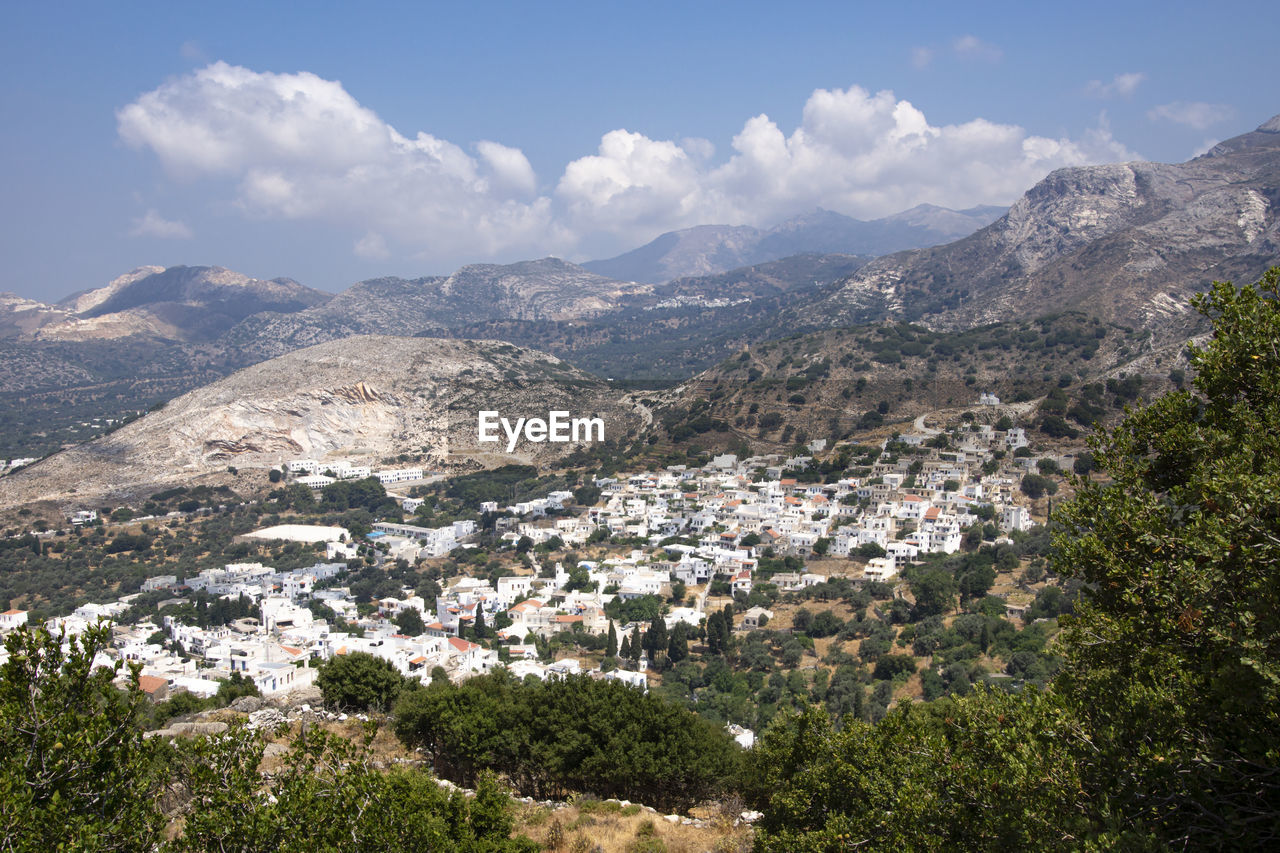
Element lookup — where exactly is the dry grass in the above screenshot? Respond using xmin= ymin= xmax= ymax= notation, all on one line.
xmin=516 ymin=797 xmax=753 ymax=853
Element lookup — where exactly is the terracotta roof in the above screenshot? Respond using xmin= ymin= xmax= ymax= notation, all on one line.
xmin=409 ymin=656 xmax=427 ymax=664
xmin=137 ymin=675 xmax=167 ymax=695
xmin=448 ymin=637 xmax=478 ymax=653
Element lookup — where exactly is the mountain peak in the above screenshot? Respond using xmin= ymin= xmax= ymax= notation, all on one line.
xmin=584 ymin=204 xmax=1004 ymax=283
xmin=1199 ymin=114 xmax=1280 ymax=158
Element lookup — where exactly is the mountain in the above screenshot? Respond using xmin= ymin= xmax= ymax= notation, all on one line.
xmin=441 ymin=254 xmax=866 ymax=380
xmin=221 ymin=257 xmax=653 ymax=361
xmin=0 ymin=335 xmax=649 ymax=508
xmin=28 ymin=265 xmax=332 ymax=343
xmin=807 ymin=116 xmax=1280 ymax=341
xmin=581 ymin=205 xmax=1007 ymax=283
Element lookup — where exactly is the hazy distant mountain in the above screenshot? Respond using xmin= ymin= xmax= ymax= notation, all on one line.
xmin=0 ymin=265 xmax=331 ymax=344
xmin=581 ymin=204 xmax=1006 ymax=283
xmin=222 ymin=257 xmax=653 ymax=361
xmin=806 ymin=115 xmax=1280 ymax=342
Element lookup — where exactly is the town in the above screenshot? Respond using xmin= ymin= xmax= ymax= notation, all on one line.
xmin=0 ymin=407 xmax=1070 ymax=732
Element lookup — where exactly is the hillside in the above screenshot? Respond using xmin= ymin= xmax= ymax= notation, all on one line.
xmin=583 ymin=205 xmax=1006 ymax=283
xmin=0 ymin=336 xmax=648 ymax=509
xmin=806 ymin=116 xmax=1280 ymax=341
xmin=37 ymin=265 xmax=330 ymax=343
xmin=220 ymin=257 xmax=653 ymax=361
xmin=651 ymin=312 xmax=1176 ymax=453
xmin=444 ymin=254 xmax=866 ymax=379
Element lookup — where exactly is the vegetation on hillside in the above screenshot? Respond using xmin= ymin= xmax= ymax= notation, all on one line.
xmin=744 ymin=271 xmax=1280 ymax=849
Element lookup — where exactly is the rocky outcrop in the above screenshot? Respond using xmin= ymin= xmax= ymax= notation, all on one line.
xmin=808 ymin=116 xmax=1280 ymax=342
xmin=0 ymin=336 xmax=647 ymax=508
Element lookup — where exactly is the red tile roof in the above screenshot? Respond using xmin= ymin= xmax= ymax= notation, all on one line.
xmin=137 ymin=675 xmax=167 ymax=695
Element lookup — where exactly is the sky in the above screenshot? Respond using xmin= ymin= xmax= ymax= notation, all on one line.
xmin=2 ymin=1 xmax=1277 ymax=302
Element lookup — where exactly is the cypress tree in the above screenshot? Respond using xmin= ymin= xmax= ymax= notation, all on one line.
xmin=605 ymin=621 xmax=618 ymax=658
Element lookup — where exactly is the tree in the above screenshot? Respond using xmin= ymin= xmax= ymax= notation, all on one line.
xmin=908 ymin=569 xmax=956 ymax=618
xmin=1052 ymin=270 xmax=1280 ymax=846
xmin=856 ymin=542 xmax=886 ymax=559
xmin=169 ymin=725 xmax=529 ymax=852
xmin=394 ymin=672 xmax=740 ymax=813
xmin=0 ymin=625 xmax=165 ymax=851
xmin=667 ymin=622 xmax=689 ymax=664
xmin=605 ymin=621 xmax=618 ymax=658
xmin=394 ymin=608 xmax=426 ymax=636
xmin=669 ymin=579 xmax=687 ymax=603
xmin=705 ymin=612 xmax=727 ymax=656
xmin=746 ymin=691 xmax=1092 ymax=851
xmin=1019 ymin=472 xmax=1057 ymax=499
xmin=642 ymin=617 xmax=668 ymax=664
xmin=317 ymin=651 xmax=405 ymax=712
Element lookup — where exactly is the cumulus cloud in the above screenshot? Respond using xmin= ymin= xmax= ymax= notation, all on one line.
xmin=117 ymin=62 xmax=557 ymax=261
xmin=1084 ymin=72 xmax=1146 ymax=98
xmin=120 ymin=63 xmax=1137 ymax=264
xmin=129 ymin=209 xmax=193 ymax=239
xmin=557 ymin=85 xmax=1137 ymax=245
xmin=1148 ymin=101 xmax=1235 ymax=130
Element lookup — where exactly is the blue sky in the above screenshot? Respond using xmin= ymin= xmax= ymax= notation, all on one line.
xmin=2 ymin=1 xmax=1277 ymax=301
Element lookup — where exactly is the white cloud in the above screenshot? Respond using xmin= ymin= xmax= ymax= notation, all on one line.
xmin=1084 ymin=72 xmax=1146 ymax=98
xmin=117 ymin=62 xmax=558 ymax=261
xmin=952 ymin=35 xmax=1002 ymax=62
xmin=120 ymin=64 xmax=1137 ymax=265
xmin=129 ymin=209 xmax=193 ymax=239
xmin=558 ymin=85 xmax=1137 ymax=247
xmin=1148 ymin=101 xmax=1235 ymax=130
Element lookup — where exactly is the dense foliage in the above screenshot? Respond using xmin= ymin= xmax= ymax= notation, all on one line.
xmin=1053 ymin=269 xmax=1280 ymax=846
xmin=0 ymin=624 xmax=165 ymax=851
xmin=394 ymin=670 xmax=740 ymax=812
xmin=317 ymin=650 xmax=407 ymax=712
xmin=168 ymin=728 xmax=531 ymax=853
xmin=0 ymin=624 xmax=532 ymax=851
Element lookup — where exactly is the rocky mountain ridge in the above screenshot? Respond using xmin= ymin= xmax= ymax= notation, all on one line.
xmin=582 ymin=204 xmax=1007 ymax=283
xmin=806 ymin=116 xmax=1280 ymax=342
xmin=1 ymin=265 xmax=331 ymax=344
